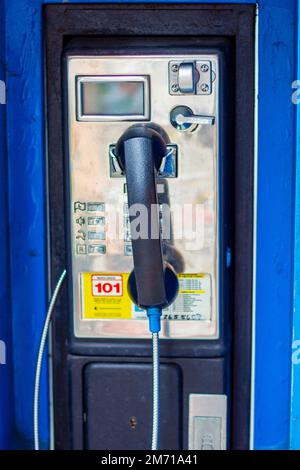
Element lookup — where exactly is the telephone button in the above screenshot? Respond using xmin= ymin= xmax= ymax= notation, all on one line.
xmin=124 ymin=244 xmax=133 ymax=256
xmin=124 ymin=230 xmax=131 ymax=242
xmin=88 ymin=216 xmax=105 ymax=226
xmin=87 ymin=202 xmax=105 ymax=212
xmin=88 ymin=245 xmax=106 ymax=255
xmin=88 ymin=231 xmax=106 ymax=241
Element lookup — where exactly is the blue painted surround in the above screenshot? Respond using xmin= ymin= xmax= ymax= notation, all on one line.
xmin=0 ymin=0 xmax=298 ymax=450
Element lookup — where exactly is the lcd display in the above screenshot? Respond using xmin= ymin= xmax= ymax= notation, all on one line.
xmin=81 ymin=80 xmax=145 ymax=116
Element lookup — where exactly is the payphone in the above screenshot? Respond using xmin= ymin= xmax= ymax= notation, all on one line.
xmin=44 ymin=4 xmax=255 ymax=451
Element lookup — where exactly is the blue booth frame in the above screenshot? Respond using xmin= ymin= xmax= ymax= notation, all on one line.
xmin=0 ymin=0 xmax=299 ymax=449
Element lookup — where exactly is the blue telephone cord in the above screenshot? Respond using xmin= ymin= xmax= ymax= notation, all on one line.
xmin=146 ymin=307 xmax=162 ymax=451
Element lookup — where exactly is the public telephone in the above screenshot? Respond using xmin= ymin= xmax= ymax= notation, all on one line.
xmin=45 ymin=3 xmax=255 ymax=452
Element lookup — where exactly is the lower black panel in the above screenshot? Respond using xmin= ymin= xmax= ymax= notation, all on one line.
xmin=84 ymin=362 xmax=181 ymax=450
xmin=68 ymin=356 xmax=227 ymax=450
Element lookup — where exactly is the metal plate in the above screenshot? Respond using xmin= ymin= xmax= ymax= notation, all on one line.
xmin=67 ymin=54 xmax=219 ymax=339
xmin=169 ymin=60 xmax=213 ymax=95
xmin=188 ymin=394 xmax=227 ymax=450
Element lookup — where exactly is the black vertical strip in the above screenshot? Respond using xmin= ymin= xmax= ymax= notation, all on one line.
xmin=230 ymin=9 xmax=255 ymax=449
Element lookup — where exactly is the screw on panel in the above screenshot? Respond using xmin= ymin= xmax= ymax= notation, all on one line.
xmin=200 ymin=83 xmax=209 ymax=93
xmin=171 ymin=84 xmax=179 ymax=92
xmin=171 ymin=64 xmax=179 ymax=72
xmin=200 ymin=64 xmax=209 ymax=73
xmin=129 ymin=416 xmax=138 ymax=430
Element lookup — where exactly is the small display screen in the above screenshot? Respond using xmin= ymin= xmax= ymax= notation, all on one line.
xmin=81 ymin=80 xmax=145 ymax=116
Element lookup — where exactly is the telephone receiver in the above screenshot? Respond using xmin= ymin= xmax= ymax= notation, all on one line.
xmin=115 ymin=124 xmax=179 ymax=310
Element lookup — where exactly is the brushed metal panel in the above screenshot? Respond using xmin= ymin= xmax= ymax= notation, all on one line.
xmin=67 ymin=54 xmax=219 ymax=339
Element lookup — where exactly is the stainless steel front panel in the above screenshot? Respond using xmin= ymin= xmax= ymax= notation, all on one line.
xmin=67 ymin=54 xmax=219 ymax=339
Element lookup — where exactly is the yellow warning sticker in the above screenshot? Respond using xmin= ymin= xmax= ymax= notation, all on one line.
xmin=80 ymin=272 xmax=211 ymax=321
xmin=81 ymin=273 xmax=132 ymax=319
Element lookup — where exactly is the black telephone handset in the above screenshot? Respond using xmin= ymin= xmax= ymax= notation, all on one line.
xmin=115 ymin=124 xmax=179 ymax=311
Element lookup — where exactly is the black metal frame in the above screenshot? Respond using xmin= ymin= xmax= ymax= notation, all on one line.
xmin=45 ymin=3 xmax=255 ymax=450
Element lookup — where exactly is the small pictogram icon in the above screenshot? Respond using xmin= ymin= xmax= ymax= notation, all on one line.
xmin=74 ymin=201 xmax=86 ymax=212
xmin=76 ymin=229 xmax=86 ymax=241
xmin=76 ymin=216 xmax=85 ymax=226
